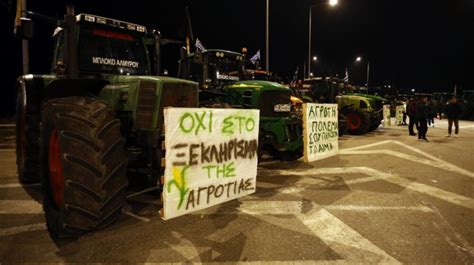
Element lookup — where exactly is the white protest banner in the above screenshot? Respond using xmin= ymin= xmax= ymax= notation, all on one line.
xmin=163 ymin=108 xmax=259 ymax=219
xmin=395 ymin=105 xmax=405 ymax=125
xmin=303 ymin=103 xmax=339 ymax=163
xmin=383 ymin=104 xmax=391 ymax=127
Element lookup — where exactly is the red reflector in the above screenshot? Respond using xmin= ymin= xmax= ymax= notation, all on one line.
xmin=92 ymin=29 xmax=134 ymax=41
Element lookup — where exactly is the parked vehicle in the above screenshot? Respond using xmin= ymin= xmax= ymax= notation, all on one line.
xmin=14 ymin=6 xmax=198 ymax=237
xmin=297 ymin=77 xmax=386 ymax=135
xmin=178 ymin=49 xmax=303 ymax=161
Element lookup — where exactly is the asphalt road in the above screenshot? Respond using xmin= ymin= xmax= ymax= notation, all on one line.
xmin=1 ymin=119 xmax=473 ymax=264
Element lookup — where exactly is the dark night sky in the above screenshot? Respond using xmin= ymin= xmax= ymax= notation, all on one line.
xmin=1 ymin=0 xmax=472 ymax=116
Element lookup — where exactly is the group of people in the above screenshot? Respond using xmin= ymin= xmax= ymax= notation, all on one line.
xmin=406 ymin=96 xmax=462 ymax=141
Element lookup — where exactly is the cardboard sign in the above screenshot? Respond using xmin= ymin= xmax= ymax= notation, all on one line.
xmin=383 ymin=105 xmax=391 ymax=127
xmin=395 ymin=105 xmax=405 ymax=125
xmin=163 ymin=108 xmax=259 ymax=219
xmin=303 ymin=103 xmax=339 ymax=163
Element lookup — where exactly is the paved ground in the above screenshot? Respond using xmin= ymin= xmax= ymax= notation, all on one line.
xmin=0 ymin=119 xmax=473 ymax=264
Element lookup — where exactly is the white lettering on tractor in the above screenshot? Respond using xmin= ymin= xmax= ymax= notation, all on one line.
xmin=92 ymin=57 xmax=139 ymax=68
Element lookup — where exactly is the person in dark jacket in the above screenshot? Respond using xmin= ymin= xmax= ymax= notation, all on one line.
xmin=427 ymin=100 xmax=436 ymax=127
xmin=407 ymin=98 xmax=418 ymax=135
xmin=445 ymin=97 xmax=462 ymax=137
xmin=416 ymin=97 xmax=429 ymax=141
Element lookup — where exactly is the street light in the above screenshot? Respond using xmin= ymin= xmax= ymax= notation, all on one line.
xmin=265 ymin=0 xmax=269 ymax=72
xmin=310 ymin=56 xmax=318 ymax=78
xmin=308 ymin=0 xmax=338 ymax=78
xmin=355 ymin=56 xmax=370 ymax=93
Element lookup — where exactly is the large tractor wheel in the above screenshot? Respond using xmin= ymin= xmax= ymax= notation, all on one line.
xmin=40 ymin=97 xmax=128 ymax=238
xmin=15 ymin=81 xmax=41 ymax=183
xmin=344 ymin=108 xmax=371 ymax=135
xmin=338 ymin=113 xmax=347 ymax=137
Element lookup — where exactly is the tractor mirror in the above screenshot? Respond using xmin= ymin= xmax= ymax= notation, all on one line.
xmin=14 ymin=17 xmax=34 ymax=40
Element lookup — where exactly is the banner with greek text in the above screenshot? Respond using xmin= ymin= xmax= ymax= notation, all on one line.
xmin=163 ymin=108 xmax=260 ymax=219
xmin=383 ymin=104 xmax=391 ymax=126
xmin=303 ymin=103 xmax=339 ymax=163
xmin=395 ymin=105 xmax=405 ymax=125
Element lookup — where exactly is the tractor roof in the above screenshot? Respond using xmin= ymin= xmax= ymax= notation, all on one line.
xmin=76 ymin=13 xmax=147 ymax=34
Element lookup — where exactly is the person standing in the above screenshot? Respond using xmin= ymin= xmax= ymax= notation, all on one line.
xmin=445 ymin=97 xmax=462 ymax=137
xmin=407 ymin=98 xmax=418 ymax=136
xmin=416 ymin=97 xmax=429 ymax=141
xmin=427 ymin=100 xmax=436 ymax=127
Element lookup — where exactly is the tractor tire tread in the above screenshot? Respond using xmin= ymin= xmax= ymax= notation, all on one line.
xmin=40 ymin=97 xmax=127 ymax=238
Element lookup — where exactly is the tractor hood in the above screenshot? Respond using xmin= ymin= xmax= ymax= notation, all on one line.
xmin=350 ymin=93 xmax=387 ymax=103
xmin=228 ymin=80 xmax=290 ymax=91
xmin=100 ymin=74 xmax=199 ymax=117
xmin=103 ymin=74 xmax=197 ymax=86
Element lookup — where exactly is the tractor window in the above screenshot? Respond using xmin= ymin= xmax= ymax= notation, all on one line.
xmin=77 ymin=24 xmax=150 ymax=75
xmin=209 ymin=56 xmax=242 ymax=82
xmin=187 ymin=61 xmax=203 ymax=84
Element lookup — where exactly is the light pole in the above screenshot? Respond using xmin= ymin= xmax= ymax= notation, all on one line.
xmin=310 ymin=56 xmax=318 ymax=77
xmin=308 ymin=0 xmax=337 ymax=78
xmin=265 ymin=0 xmax=269 ymax=72
xmin=355 ymin=56 xmax=370 ymax=94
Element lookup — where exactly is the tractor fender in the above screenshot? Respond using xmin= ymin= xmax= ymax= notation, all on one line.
xmin=16 ymin=75 xmax=109 ymax=107
xmin=44 ymin=78 xmax=109 ymax=99
xmin=16 ymin=75 xmax=44 ymax=116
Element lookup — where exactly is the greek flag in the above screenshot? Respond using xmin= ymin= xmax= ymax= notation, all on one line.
xmin=344 ymin=67 xmax=349 ymax=83
xmin=195 ymin=38 xmax=207 ymax=52
xmin=249 ymin=50 xmax=260 ymax=65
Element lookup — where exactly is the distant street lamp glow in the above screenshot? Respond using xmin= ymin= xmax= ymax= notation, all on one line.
xmin=329 ymin=0 xmax=338 ymax=6
xmin=313 ymin=56 xmax=318 ymax=61
xmin=356 ymin=56 xmax=362 ymax=62
xmin=310 ymin=72 xmax=314 ymax=77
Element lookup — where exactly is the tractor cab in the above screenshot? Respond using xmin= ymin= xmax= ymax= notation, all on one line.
xmin=178 ymin=49 xmax=245 ymax=106
xmin=179 ymin=49 xmax=244 ymax=88
xmin=51 ymin=14 xmax=151 ymax=77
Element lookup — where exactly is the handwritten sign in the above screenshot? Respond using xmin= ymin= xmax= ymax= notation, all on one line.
xmin=383 ymin=105 xmax=391 ymax=127
xmin=395 ymin=105 xmax=405 ymax=125
xmin=303 ymin=103 xmax=339 ymax=163
xmin=163 ymin=108 xmax=259 ymax=219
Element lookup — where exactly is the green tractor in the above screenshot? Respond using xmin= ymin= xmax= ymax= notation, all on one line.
xmin=336 ymin=93 xmax=385 ymax=135
xmin=14 ymin=7 xmax=199 ymax=237
xmin=178 ymin=49 xmax=303 ymax=161
xmin=302 ymin=77 xmax=385 ymax=135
